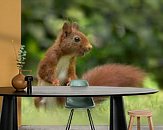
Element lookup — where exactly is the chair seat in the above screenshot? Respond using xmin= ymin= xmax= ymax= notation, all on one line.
xmin=65 ymin=97 xmax=95 ymax=108
xmin=128 ymin=110 xmax=152 ymax=117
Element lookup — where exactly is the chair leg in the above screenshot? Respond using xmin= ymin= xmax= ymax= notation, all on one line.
xmin=137 ymin=117 xmax=140 ymax=130
xmin=87 ymin=109 xmax=95 ymax=130
xmin=148 ymin=116 xmax=154 ymax=130
xmin=66 ymin=109 xmax=74 ymax=130
xmin=128 ymin=116 xmax=134 ymax=130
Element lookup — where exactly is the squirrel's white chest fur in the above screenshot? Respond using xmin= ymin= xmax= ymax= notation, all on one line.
xmin=56 ymin=55 xmax=72 ymax=84
xmin=38 ymin=55 xmax=72 ymax=86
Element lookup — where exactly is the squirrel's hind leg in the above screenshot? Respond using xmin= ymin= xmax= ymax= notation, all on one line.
xmin=34 ymin=79 xmax=57 ymax=109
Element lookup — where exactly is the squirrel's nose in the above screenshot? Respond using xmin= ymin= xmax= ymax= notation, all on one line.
xmin=85 ymin=44 xmax=93 ymax=51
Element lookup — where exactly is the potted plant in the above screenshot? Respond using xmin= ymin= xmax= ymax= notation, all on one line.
xmin=11 ymin=44 xmax=27 ymax=91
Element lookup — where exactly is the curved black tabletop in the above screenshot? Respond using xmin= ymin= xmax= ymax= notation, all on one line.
xmin=0 ymin=86 xmax=158 ymax=97
xmin=0 ymin=86 xmax=159 ymax=130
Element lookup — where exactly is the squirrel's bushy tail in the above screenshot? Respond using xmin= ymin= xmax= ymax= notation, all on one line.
xmin=82 ymin=64 xmax=145 ymax=87
xmin=82 ymin=64 xmax=146 ymax=103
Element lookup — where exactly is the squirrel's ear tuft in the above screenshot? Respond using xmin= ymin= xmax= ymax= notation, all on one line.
xmin=72 ymin=22 xmax=79 ymax=30
xmin=62 ymin=22 xmax=72 ymax=36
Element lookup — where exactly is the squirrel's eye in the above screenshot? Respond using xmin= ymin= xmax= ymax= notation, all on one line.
xmin=74 ymin=37 xmax=80 ymax=42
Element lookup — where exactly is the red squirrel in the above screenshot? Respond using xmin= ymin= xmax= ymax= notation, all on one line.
xmin=35 ymin=22 xmax=145 ymax=108
xmin=37 ymin=22 xmax=92 ymax=86
xmin=35 ymin=22 xmax=92 ymax=108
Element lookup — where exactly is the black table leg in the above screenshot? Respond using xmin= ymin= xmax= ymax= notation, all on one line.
xmin=110 ymin=96 xmax=127 ymax=130
xmin=0 ymin=96 xmax=18 ymax=130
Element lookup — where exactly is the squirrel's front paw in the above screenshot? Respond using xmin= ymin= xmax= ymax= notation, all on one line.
xmin=52 ymin=79 xmax=60 ymax=86
xmin=65 ymin=77 xmax=71 ymax=86
xmin=66 ymin=77 xmax=77 ymax=86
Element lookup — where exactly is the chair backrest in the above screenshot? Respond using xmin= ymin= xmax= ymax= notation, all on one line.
xmin=65 ymin=80 xmax=95 ymax=108
xmin=70 ymin=80 xmax=89 ymax=87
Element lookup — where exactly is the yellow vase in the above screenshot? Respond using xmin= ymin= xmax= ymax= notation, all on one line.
xmin=11 ymin=70 xmax=27 ymax=91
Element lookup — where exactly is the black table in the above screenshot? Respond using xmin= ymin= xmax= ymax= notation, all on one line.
xmin=0 ymin=86 xmax=158 ymax=130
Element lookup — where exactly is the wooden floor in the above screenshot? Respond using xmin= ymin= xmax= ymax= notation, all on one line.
xmin=19 ymin=125 xmax=163 ymax=130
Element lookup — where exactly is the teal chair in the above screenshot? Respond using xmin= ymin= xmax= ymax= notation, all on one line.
xmin=65 ymin=80 xmax=95 ymax=130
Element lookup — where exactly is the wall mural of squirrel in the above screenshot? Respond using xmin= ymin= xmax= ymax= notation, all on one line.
xmin=34 ymin=22 xmax=145 ymax=108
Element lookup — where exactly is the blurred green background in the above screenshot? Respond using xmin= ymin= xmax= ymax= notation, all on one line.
xmin=21 ymin=0 xmax=163 ymax=125
xmin=22 ymin=0 xmax=163 ymax=89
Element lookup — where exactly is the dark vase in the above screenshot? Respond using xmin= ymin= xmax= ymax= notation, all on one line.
xmin=11 ymin=70 xmax=27 ymax=91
